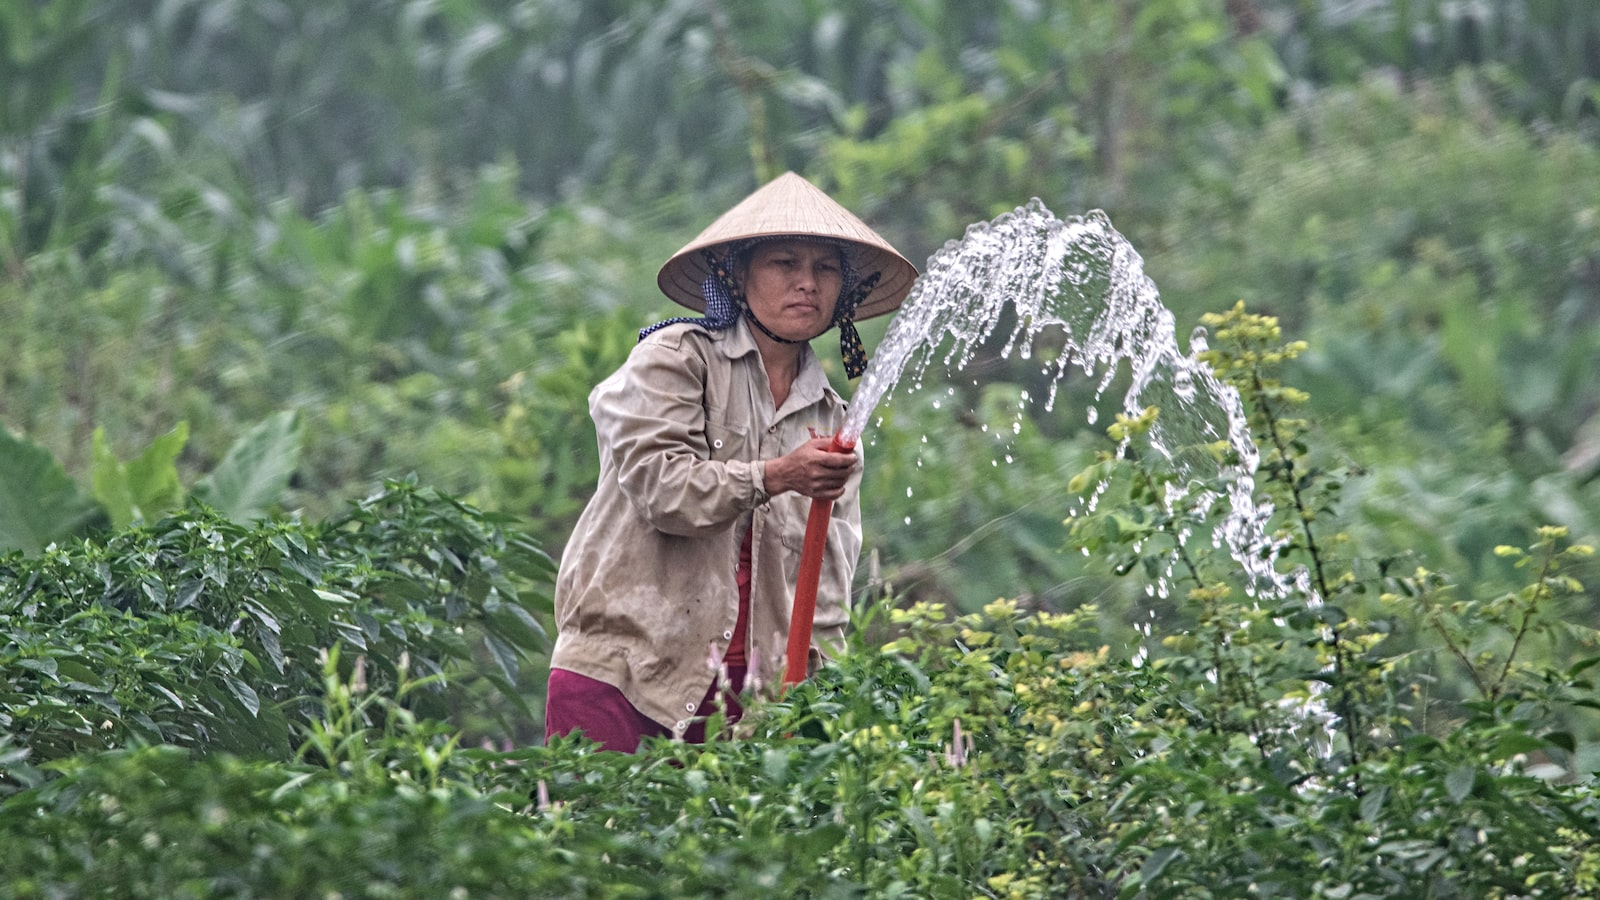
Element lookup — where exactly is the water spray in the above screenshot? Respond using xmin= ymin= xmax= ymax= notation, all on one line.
xmin=783 ymin=198 xmax=1296 ymax=690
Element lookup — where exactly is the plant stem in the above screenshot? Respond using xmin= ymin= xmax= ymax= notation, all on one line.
xmin=1250 ymin=369 xmax=1363 ymax=775
xmin=1490 ymin=550 xmax=1554 ymax=702
xmin=1424 ymin=603 xmax=1491 ymax=698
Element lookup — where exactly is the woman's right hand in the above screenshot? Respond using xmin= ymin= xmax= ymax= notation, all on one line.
xmin=763 ymin=437 xmax=857 ymax=500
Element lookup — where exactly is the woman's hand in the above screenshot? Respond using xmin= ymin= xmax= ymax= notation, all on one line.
xmin=763 ymin=437 xmax=858 ymax=500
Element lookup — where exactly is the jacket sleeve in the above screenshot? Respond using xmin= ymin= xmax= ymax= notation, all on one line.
xmin=591 ymin=336 xmax=767 ymax=536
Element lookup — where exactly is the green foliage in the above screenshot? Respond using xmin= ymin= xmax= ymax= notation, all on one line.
xmin=1163 ymin=80 xmax=1600 ymax=433
xmin=1072 ymin=303 xmax=1600 ymax=758
xmin=0 ymin=164 xmax=652 ymax=527
xmin=4 ymin=0 xmax=1593 ymax=240
xmin=1150 ymin=79 xmax=1600 ymax=610
xmin=91 ymin=422 xmax=186 ymax=530
xmin=3 ymin=311 xmax=1599 ymax=894
xmin=0 ymin=427 xmax=105 ymax=556
xmin=190 ymin=410 xmax=303 ymax=522
xmin=0 ymin=412 xmax=304 ymax=556
xmin=0 ymin=479 xmax=553 ymax=770
xmin=3 ymin=583 xmax=1595 ymax=896
xmin=820 ymin=0 xmax=1286 ymax=249
xmin=2 ymin=5 xmax=1599 ymax=888
xmin=1407 ymin=528 xmax=1600 ymax=710
xmin=1271 ymin=0 xmax=1600 ymax=132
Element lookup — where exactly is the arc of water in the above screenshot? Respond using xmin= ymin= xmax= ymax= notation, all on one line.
xmin=786 ymin=199 xmax=1297 ymax=688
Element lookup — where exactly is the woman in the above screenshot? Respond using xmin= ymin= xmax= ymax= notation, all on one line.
xmin=545 ymin=172 xmax=917 ymax=752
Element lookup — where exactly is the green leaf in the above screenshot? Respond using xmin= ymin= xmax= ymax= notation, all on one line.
xmin=91 ymin=428 xmax=136 ymax=530
xmin=15 ymin=657 xmax=59 ymax=678
xmin=223 ymin=676 xmax=261 ymax=718
xmin=1140 ymin=845 xmax=1182 ymax=883
xmin=1567 ymin=656 xmax=1600 ymax=677
xmin=192 ymin=411 xmax=303 ymax=522
xmin=91 ymin=422 xmax=188 ymax=529
xmin=1543 ymin=731 xmax=1576 ymax=753
xmin=482 ymin=632 xmax=520 ymax=681
xmin=0 ymin=427 xmax=105 ymax=555
xmin=125 ymin=422 xmax=189 ymax=522
xmin=1359 ymin=784 xmax=1388 ymax=822
xmin=1492 ymin=731 xmax=1548 ymax=758
xmin=1445 ymin=764 xmax=1475 ymax=804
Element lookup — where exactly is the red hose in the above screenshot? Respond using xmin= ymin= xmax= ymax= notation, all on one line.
xmin=783 ymin=435 xmax=854 ymax=687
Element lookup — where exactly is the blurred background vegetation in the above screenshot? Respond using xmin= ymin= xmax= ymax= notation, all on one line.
xmin=3 ymin=0 xmax=1597 ymax=698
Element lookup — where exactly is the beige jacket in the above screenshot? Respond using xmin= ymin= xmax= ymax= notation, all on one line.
xmin=550 ymin=318 xmax=861 ymax=735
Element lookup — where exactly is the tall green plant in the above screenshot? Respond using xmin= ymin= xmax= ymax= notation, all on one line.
xmin=1071 ymin=303 xmax=1599 ymax=757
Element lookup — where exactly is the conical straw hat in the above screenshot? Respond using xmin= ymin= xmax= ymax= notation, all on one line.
xmin=657 ymin=171 xmax=918 ymax=321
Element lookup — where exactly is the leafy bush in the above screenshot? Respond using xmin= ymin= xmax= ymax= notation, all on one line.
xmin=4 ymin=587 xmax=1594 ymax=897
xmin=0 ymin=478 xmax=553 ymax=770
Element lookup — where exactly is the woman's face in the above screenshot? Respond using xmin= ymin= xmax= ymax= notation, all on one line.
xmin=738 ymin=239 xmax=844 ymax=342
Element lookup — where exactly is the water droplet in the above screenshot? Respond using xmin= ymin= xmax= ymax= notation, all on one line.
xmin=1173 ymin=368 xmax=1195 ymax=400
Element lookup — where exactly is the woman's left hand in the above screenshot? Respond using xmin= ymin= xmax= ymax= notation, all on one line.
xmin=762 ymin=437 xmax=857 ymax=500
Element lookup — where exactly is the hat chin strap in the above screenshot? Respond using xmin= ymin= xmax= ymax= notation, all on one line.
xmin=744 ymin=267 xmax=878 ymax=379
xmin=743 ymin=307 xmax=812 ymax=346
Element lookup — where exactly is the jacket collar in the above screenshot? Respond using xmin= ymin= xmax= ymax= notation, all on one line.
xmin=715 ymin=317 xmax=838 ymax=410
